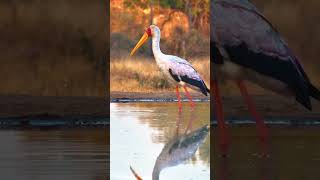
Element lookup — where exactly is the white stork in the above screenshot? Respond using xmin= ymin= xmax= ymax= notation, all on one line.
xmin=130 ymin=25 xmax=210 ymax=110
xmin=211 ymin=0 xmax=320 ymax=154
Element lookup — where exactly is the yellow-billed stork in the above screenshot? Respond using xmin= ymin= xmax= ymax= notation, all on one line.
xmin=211 ymin=0 xmax=320 ymax=155
xmin=130 ymin=25 xmax=210 ymax=110
xmin=130 ymin=124 xmax=210 ymax=180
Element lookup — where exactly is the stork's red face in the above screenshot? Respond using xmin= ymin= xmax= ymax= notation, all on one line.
xmin=146 ymin=27 xmax=152 ymax=37
xmin=130 ymin=27 xmax=152 ymax=56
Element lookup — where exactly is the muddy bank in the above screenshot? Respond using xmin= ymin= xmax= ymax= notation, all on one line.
xmin=111 ymin=91 xmax=210 ymax=102
xmin=0 ymin=95 xmax=108 ymax=127
xmin=111 ymin=92 xmax=320 ymax=119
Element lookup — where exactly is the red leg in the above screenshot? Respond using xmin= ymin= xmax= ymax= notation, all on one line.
xmin=183 ymin=86 xmax=195 ymax=108
xmin=176 ymin=86 xmax=182 ymax=112
xmin=236 ymin=80 xmax=268 ymax=143
xmin=212 ymin=80 xmax=229 ymax=155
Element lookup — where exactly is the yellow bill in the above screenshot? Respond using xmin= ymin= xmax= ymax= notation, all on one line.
xmin=130 ymin=32 xmax=149 ymax=56
xmin=129 ymin=166 xmax=143 ymax=180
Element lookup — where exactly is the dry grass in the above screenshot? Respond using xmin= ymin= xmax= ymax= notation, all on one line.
xmin=0 ymin=0 xmax=107 ymax=97
xmin=110 ymin=57 xmax=210 ymax=92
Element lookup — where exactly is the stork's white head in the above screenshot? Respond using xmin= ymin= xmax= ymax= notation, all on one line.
xmin=130 ymin=25 xmax=160 ymax=56
xmin=148 ymin=25 xmax=161 ymax=38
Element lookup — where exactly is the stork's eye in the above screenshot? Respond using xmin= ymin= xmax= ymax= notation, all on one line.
xmin=146 ymin=27 xmax=152 ymax=37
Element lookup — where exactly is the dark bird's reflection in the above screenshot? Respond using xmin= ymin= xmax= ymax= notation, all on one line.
xmin=217 ymin=154 xmax=274 ymax=180
xmin=216 ymin=135 xmax=274 ymax=180
xmin=131 ymin=110 xmax=210 ymax=180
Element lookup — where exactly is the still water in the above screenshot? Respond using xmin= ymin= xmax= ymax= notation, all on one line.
xmin=110 ymin=102 xmax=210 ymax=180
xmin=0 ymin=129 xmax=108 ymax=180
xmin=213 ymin=126 xmax=320 ymax=180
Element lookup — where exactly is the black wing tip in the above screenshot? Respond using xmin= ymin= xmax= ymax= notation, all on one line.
xmin=201 ymin=87 xmax=210 ymax=96
xmin=309 ymin=83 xmax=320 ymax=102
xmin=201 ymin=83 xmax=210 ymax=96
xmin=296 ymin=90 xmax=312 ymax=111
xmin=305 ymin=102 xmax=312 ymax=111
xmin=299 ymin=83 xmax=320 ymax=111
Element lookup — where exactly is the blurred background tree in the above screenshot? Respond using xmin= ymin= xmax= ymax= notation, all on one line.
xmin=0 ymin=0 xmax=108 ymax=97
xmin=111 ymin=0 xmax=210 ymax=58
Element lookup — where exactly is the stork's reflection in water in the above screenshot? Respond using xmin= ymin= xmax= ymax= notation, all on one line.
xmin=130 ymin=109 xmax=210 ymax=180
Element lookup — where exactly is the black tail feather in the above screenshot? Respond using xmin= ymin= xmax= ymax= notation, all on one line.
xmin=309 ymin=83 xmax=320 ymax=101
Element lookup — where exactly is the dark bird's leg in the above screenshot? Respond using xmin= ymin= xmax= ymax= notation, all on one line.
xmin=183 ymin=86 xmax=195 ymax=108
xmin=212 ymin=80 xmax=229 ymax=156
xmin=236 ymin=80 xmax=268 ymax=143
xmin=176 ymin=85 xmax=182 ymax=112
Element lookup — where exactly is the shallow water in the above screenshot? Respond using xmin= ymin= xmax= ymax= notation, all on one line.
xmin=110 ymin=102 xmax=210 ymax=180
xmin=0 ymin=129 xmax=108 ymax=180
xmin=213 ymin=126 xmax=320 ymax=180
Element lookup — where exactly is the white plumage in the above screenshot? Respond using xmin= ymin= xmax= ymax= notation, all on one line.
xmin=130 ymin=25 xmax=209 ymax=109
xmin=150 ymin=25 xmax=209 ymax=95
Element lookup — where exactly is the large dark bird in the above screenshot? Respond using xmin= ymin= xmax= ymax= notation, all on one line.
xmin=211 ymin=0 xmax=320 ymax=154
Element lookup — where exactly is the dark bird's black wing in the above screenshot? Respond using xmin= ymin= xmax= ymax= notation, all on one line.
xmin=211 ymin=0 xmax=320 ymax=110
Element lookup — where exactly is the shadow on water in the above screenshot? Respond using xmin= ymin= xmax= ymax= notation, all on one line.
xmin=213 ymin=126 xmax=320 ymax=180
xmin=111 ymin=102 xmax=210 ymax=180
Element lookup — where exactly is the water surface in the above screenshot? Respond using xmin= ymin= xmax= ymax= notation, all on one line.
xmin=0 ymin=129 xmax=108 ymax=180
xmin=213 ymin=126 xmax=320 ymax=180
xmin=111 ymin=102 xmax=210 ymax=179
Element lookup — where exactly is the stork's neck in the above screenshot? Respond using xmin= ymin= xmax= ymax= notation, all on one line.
xmin=152 ymin=164 xmax=161 ymax=180
xmin=151 ymin=30 xmax=164 ymax=59
xmin=152 ymin=169 xmax=160 ymax=180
